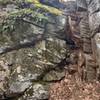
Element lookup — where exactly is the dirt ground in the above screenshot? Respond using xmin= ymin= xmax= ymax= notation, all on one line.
xmin=49 ymin=68 xmax=100 ymax=100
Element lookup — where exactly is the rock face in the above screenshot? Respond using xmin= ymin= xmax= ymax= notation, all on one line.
xmin=76 ymin=0 xmax=87 ymax=11
xmin=79 ymin=12 xmax=90 ymax=38
xmin=93 ymin=33 xmax=100 ymax=80
xmin=88 ymin=0 xmax=100 ymax=14
xmin=9 ymin=82 xmax=32 ymax=93
xmin=79 ymin=12 xmax=92 ymax=53
xmin=64 ymin=0 xmax=77 ymax=13
xmin=0 ymin=2 xmax=70 ymax=100
xmin=76 ymin=0 xmax=100 ymax=81
xmin=87 ymin=0 xmax=100 ymax=81
xmin=1 ymin=0 xmax=100 ymax=99
xmin=88 ymin=0 xmax=100 ymax=33
xmin=89 ymin=12 xmax=100 ymax=32
xmin=20 ymin=84 xmax=49 ymax=100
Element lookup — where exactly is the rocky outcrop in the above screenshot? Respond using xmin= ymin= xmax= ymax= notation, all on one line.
xmin=87 ymin=0 xmax=100 ymax=81
xmin=1 ymin=0 xmax=100 ymax=99
xmin=77 ymin=4 xmax=95 ymax=81
xmin=0 ymin=2 xmax=70 ymax=100
xmin=77 ymin=0 xmax=100 ymax=81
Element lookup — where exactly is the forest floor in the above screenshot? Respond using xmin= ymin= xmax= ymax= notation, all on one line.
xmin=49 ymin=67 xmax=100 ymax=100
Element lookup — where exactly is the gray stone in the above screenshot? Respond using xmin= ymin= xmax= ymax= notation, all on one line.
xmin=15 ymin=73 xmax=41 ymax=82
xmin=83 ymin=38 xmax=92 ymax=54
xmin=0 ymin=60 xmax=10 ymax=96
xmin=88 ymin=0 xmax=100 ymax=14
xmin=31 ymin=84 xmax=48 ymax=100
xmin=20 ymin=84 xmax=49 ymax=100
xmin=89 ymin=12 xmax=100 ymax=32
xmin=43 ymin=70 xmax=65 ymax=81
xmin=64 ymin=1 xmax=77 ymax=13
xmin=0 ymin=12 xmax=68 ymax=100
xmin=0 ymin=2 xmax=70 ymax=100
xmin=86 ymin=0 xmax=92 ymax=5
xmin=85 ymin=54 xmax=97 ymax=81
xmin=70 ymin=52 xmax=78 ymax=64
xmin=76 ymin=0 xmax=87 ymax=11
xmin=94 ymin=33 xmax=100 ymax=79
xmin=79 ymin=12 xmax=91 ymax=38
xmin=46 ymin=15 xmax=66 ymax=35
xmin=6 ymin=37 xmax=67 ymax=83
xmin=9 ymin=81 xmax=32 ymax=93
xmin=6 ymin=4 xmax=18 ymax=12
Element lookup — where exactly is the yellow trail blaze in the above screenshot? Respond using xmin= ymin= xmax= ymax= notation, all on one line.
xmin=26 ymin=0 xmax=63 ymax=15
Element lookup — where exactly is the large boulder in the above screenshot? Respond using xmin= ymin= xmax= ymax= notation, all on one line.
xmin=0 ymin=4 xmax=69 ymax=99
xmin=1 ymin=37 xmax=67 ymax=83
